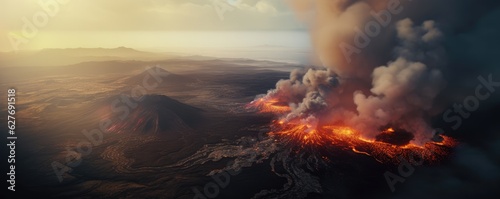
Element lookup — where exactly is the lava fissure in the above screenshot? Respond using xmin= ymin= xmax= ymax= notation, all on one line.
xmin=248 ymin=97 xmax=457 ymax=164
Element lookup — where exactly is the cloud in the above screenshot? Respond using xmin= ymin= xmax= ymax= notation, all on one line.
xmin=0 ymin=0 xmax=303 ymax=31
xmin=258 ymin=0 xmax=500 ymax=147
xmin=255 ymin=0 xmax=278 ymax=14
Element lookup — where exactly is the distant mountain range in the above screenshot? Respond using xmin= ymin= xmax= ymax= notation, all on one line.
xmin=0 ymin=47 xmax=177 ymax=67
xmin=122 ymin=66 xmax=194 ymax=86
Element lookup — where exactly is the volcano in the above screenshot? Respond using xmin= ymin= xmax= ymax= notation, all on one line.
xmin=107 ymin=94 xmax=203 ymax=134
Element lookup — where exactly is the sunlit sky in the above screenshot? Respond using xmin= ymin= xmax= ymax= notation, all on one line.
xmin=0 ymin=0 xmax=309 ymax=52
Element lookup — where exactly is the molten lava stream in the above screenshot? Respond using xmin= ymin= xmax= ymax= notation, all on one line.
xmin=247 ymin=97 xmax=457 ymax=164
xmin=268 ymin=121 xmax=456 ymax=164
xmin=246 ymin=98 xmax=291 ymax=114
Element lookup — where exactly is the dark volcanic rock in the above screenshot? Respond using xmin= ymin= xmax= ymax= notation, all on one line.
xmin=107 ymin=94 xmax=203 ymax=134
xmin=123 ymin=66 xmax=194 ymax=87
xmin=375 ymin=129 xmax=414 ymax=146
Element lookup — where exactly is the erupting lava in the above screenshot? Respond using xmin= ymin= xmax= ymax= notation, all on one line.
xmin=249 ymin=97 xmax=457 ymax=164
xmin=246 ymin=97 xmax=291 ymax=114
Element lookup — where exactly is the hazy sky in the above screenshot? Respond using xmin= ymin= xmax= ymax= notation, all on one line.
xmin=0 ymin=0 xmax=307 ymax=52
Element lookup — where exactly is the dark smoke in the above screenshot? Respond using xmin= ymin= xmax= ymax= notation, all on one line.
xmin=257 ymin=0 xmax=500 ymax=145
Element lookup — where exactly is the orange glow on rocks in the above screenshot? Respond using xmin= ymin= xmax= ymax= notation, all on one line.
xmin=246 ymin=97 xmax=291 ymax=114
xmin=248 ymin=97 xmax=457 ymax=164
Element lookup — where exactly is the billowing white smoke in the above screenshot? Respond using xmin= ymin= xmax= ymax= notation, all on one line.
xmin=351 ymin=19 xmax=445 ymax=144
xmin=260 ymin=0 xmax=449 ymax=145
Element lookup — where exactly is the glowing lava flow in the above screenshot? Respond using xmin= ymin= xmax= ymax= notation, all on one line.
xmin=249 ymin=98 xmax=458 ymax=164
xmin=246 ymin=97 xmax=291 ymax=114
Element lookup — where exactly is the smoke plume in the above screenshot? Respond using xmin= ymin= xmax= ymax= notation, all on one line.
xmin=259 ymin=0 xmax=459 ymax=145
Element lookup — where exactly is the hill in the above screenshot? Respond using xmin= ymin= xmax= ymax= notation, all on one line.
xmin=106 ymin=94 xmax=203 ymax=134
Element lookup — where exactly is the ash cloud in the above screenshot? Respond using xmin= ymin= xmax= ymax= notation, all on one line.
xmin=350 ymin=18 xmax=446 ymax=144
xmin=258 ymin=0 xmax=500 ymax=145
